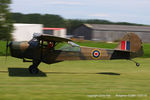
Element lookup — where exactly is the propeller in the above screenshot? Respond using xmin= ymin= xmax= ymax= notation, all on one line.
xmin=5 ymin=40 xmax=9 ymax=62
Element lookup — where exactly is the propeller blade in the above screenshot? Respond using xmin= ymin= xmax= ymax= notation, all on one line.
xmin=5 ymin=40 xmax=9 ymax=61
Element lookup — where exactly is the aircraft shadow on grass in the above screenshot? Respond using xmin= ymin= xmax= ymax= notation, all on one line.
xmin=8 ymin=68 xmax=47 ymax=77
xmin=7 ymin=68 xmax=120 ymax=77
xmin=45 ymin=72 xmax=120 ymax=76
xmin=97 ymin=72 xmax=120 ymax=75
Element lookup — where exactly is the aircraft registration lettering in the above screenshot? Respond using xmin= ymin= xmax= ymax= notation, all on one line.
xmin=91 ymin=49 xmax=101 ymax=59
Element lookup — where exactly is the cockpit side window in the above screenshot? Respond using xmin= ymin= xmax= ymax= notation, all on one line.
xmin=55 ymin=42 xmax=80 ymax=52
xmin=39 ymin=41 xmax=55 ymax=49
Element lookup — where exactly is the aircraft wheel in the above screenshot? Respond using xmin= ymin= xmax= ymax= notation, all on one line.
xmin=136 ymin=63 xmax=140 ymax=67
xmin=29 ymin=65 xmax=39 ymax=74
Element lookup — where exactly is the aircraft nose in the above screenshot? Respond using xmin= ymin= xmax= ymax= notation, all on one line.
xmin=9 ymin=41 xmax=29 ymax=58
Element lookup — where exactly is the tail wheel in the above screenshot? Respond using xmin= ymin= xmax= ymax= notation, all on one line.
xmin=136 ymin=63 xmax=140 ymax=67
xmin=29 ymin=65 xmax=39 ymax=74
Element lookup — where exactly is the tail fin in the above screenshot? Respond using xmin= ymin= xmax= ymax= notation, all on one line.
xmin=115 ymin=32 xmax=144 ymax=58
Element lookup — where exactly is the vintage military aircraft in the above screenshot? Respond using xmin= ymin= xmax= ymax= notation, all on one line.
xmin=7 ymin=32 xmax=143 ymax=74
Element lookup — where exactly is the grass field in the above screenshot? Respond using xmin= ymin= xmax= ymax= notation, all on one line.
xmin=0 ymin=41 xmax=150 ymax=100
xmin=0 ymin=56 xmax=150 ymax=100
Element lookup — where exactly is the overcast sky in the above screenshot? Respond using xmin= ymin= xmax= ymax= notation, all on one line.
xmin=10 ymin=0 xmax=150 ymax=25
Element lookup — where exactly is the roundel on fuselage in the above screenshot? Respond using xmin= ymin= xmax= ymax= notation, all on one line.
xmin=91 ymin=49 xmax=101 ymax=59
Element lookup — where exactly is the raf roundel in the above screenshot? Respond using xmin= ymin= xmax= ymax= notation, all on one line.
xmin=91 ymin=49 xmax=101 ymax=59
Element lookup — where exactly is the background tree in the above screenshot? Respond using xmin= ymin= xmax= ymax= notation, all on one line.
xmin=11 ymin=13 xmax=144 ymax=35
xmin=0 ymin=0 xmax=13 ymax=40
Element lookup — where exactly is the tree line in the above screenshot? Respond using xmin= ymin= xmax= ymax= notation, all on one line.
xmin=11 ymin=13 xmax=144 ymax=35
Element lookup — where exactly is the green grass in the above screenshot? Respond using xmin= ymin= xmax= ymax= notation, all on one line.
xmin=0 ymin=41 xmax=8 ymax=56
xmin=0 ymin=56 xmax=150 ymax=100
xmin=76 ymin=41 xmax=117 ymax=49
xmin=142 ymin=43 xmax=150 ymax=58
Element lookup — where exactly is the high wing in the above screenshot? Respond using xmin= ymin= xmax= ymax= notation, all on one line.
xmin=37 ymin=34 xmax=72 ymax=42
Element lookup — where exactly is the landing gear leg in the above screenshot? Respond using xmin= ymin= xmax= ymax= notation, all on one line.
xmin=129 ymin=59 xmax=140 ymax=67
xmin=28 ymin=60 xmax=41 ymax=74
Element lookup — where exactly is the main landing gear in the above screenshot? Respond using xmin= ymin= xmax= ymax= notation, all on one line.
xmin=28 ymin=60 xmax=41 ymax=74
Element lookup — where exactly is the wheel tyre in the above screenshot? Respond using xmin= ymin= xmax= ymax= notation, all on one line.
xmin=29 ymin=65 xmax=39 ymax=74
xmin=136 ymin=63 xmax=140 ymax=67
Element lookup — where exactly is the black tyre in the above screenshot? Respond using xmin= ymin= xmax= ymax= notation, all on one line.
xmin=29 ymin=65 xmax=39 ymax=74
xmin=136 ymin=63 xmax=140 ymax=67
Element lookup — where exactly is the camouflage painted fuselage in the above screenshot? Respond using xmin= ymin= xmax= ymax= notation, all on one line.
xmin=9 ymin=41 xmax=131 ymax=64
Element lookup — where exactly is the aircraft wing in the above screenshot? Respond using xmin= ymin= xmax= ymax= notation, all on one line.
xmin=37 ymin=34 xmax=72 ymax=42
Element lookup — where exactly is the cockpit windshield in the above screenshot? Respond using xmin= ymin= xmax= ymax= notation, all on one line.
xmin=68 ymin=41 xmax=80 ymax=47
xmin=55 ymin=42 xmax=80 ymax=52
